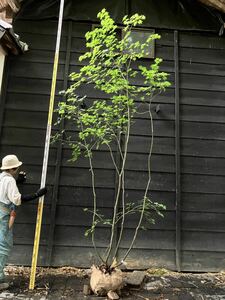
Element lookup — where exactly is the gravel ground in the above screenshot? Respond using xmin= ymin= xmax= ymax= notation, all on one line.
xmin=0 ymin=266 xmax=225 ymax=299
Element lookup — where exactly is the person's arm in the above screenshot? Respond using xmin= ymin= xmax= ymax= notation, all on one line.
xmin=21 ymin=187 xmax=47 ymax=203
xmin=7 ymin=178 xmax=47 ymax=205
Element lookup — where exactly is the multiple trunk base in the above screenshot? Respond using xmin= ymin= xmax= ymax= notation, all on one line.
xmin=89 ymin=265 xmax=124 ymax=298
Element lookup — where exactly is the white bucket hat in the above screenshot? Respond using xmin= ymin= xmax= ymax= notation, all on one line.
xmin=1 ymin=154 xmax=22 ymax=170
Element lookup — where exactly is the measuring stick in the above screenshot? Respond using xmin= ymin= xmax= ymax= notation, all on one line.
xmin=29 ymin=0 xmax=65 ymax=290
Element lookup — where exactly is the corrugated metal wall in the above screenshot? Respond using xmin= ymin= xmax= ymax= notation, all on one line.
xmin=0 ymin=19 xmax=225 ymax=271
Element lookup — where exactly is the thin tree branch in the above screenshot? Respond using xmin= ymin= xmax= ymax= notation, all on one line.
xmin=106 ymin=142 xmax=119 ymax=174
xmin=105 ymin=105 xmax=131 ymax=264
xmin=79 ymin=116 xmax=105 ymax=264
xmin=116 ymin=97 xmax=154 ymax=266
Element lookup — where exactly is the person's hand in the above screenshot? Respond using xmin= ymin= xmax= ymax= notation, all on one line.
xmin=17 ymin=171 xmax=26 ymax=184
xmin=35 ymin=187 xmax=47 ymax=197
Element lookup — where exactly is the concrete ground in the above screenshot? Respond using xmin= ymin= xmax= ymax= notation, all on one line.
xmin=0 ymin=266 xmax=225 ymax=299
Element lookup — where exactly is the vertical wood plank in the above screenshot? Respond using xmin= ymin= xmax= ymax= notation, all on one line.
xmin=125 ymin=0 xmax=131 ymax=16
xmin=46 ymin=21 xmax=72 ymax=266
xmin=174 ymin=30 xmax=181 ymax=272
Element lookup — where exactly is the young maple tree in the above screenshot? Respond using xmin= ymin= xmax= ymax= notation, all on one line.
xmin=56 ymin=9 xmax=170 ymax=270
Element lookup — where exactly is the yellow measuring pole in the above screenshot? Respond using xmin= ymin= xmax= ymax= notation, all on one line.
xmin=29 ymin=0 xmax=65 ymax=290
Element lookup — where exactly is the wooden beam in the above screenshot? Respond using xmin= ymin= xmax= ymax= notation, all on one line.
xmin=46 ymin=21 xmax=72 ymax=266
xmin=174 ymin=30 xmax=181 ymax=272
xmin=0 ymin=0 xmax=20 ymax=23
xmin=0 ymin=53 xmax=9 ymax=143
xmin=198 ymin=0 xmax=225 ymax=13
xmin=0 ymin=0 xmax=19 ymax=12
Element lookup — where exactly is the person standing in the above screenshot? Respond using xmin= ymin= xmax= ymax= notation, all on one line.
xmin=0 ymin=154 xmax=47 ymax=289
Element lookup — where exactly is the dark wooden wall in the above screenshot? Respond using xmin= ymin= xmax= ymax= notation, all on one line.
xmin=0 ymin=19 xmax=225 ymax=271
